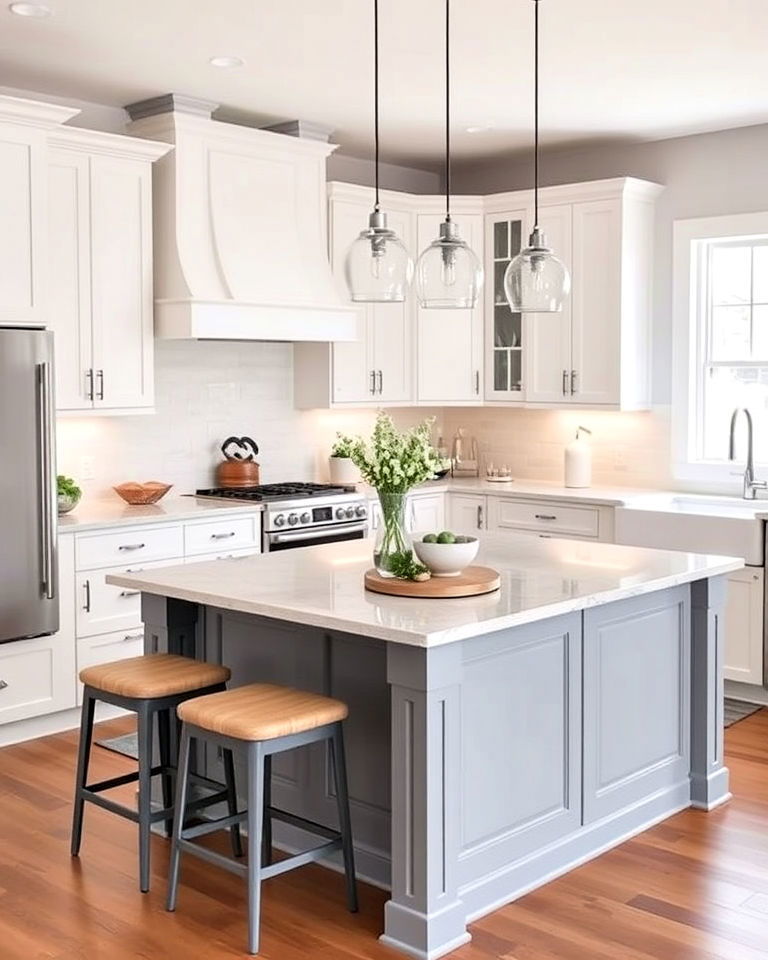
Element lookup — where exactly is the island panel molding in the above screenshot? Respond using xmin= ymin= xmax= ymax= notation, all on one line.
xmin=132 ymin=538 xmax=734 ymax=960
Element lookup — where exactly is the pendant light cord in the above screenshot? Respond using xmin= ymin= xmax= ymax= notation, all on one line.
xmin=533 ymin=0 xmax=540 ymax=228
xmin=374 ymin=0 xmax=380 ymax=212
xmin=445 ymin=0 xmax=451 ymax=222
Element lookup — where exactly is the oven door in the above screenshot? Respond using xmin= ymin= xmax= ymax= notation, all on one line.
xmin=265 ymin=521 xmax=369 ymax=552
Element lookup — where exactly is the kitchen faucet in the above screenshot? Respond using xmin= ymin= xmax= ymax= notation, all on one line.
xmin=729 ymin=408 xmax=768 ymax=499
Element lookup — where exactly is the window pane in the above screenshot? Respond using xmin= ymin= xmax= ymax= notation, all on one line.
xmin=753 ymin=305 xmax=768 ymax=360
xmin=754 ymin=246 xmax=768 ymax=303
xmin=493 ymin=221 xmax=508 ymax=260
xmin=702 ymin=365 xmax=768 ymax=462
xmin=711 ymin=305 xmax=750 ymax=360
xmin=711 ymin=245 xmax=751 ymax=305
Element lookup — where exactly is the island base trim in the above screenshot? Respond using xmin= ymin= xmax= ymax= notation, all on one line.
xmin=690 ymin=765 xmax=731 ymax=810
xmin=382 ymin=899 xmax=471 ymax=960
xmin=460 ymin=779 xmax=692 ymax=923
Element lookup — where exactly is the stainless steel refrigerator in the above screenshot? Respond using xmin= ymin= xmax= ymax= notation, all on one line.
xmin=0 ymin=327 xmax=58 ymax=643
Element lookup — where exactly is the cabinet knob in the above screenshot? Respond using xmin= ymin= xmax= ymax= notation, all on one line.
xmin=0 ymin=679 xmax=8 ymax=691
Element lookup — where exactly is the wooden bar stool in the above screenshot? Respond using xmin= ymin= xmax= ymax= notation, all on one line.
xmin=72 ymin=653 xmax=243 ymax=893
xmin=166 ymin=683 xmax=358 ymax=955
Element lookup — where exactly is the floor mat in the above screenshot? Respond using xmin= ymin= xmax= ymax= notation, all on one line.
xmin=96 ymin=732 xmax=138 ymax=759
xmin=725 ymin=698 xmax=762 ymax=727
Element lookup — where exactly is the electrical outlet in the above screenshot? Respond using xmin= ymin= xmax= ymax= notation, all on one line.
xmin=80 ymin=456 xmax=95 ymax=480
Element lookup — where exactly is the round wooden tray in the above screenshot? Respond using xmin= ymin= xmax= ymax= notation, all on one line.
xmin=364 ymin=566 xmax=501 ymax=599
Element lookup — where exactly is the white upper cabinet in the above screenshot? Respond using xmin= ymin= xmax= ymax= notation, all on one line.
xmin=416 ymin=206 xmax=484 ymax=404
xmin=487 ymin=178 xmax=662 ymax=411
xmin=0 ymin=96 xmax=78 ymax=327
xmin=295 ymin=183 xmax=415 ymax=408
xmin=524 ymin=203 xmax=574 ymax=404
xmin=485 ymin=209 xmax=526 ymax=403
xmin=47 ymin=129 xmax=170 ymax=413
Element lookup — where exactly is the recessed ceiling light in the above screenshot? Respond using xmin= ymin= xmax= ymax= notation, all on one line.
xmin=209 ymin=55 xmax=245 ymax=68
xmin=8 ymin=2 xmax=51 ymax=16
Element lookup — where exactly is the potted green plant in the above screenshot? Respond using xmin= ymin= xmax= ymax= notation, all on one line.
xmin=57 ymin=474 xmax=82 ymax=514
xmin=329 ymin=434 xmax=361 ymax=485
xmin=339 ymin=413 xmax=441 ymax=578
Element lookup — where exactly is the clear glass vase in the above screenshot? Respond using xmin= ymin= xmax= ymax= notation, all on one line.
xmin=374 ymin=491 xmax=412 ymax=578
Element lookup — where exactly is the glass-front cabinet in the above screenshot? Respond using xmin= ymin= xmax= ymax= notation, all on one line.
xmin=485 ymin=210 xmax=527 ymax=401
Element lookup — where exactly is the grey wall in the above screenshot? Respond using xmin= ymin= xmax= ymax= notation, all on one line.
xmin=454 ymin=123 xmax=768 ymax=403
xmin=327 ymin=151 xmax=441 ymax=194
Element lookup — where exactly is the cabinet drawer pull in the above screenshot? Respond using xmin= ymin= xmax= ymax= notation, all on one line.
xmin=570 ymin=370 xmax=577 ymax=395
xmin=210 ymin=531 xmax=236 ymax=540
xmin=85 ymin=368 xmax=94 ymax=401
xmin=535 ymin=514 xmax=558 ymax=521
xmin=123 ymin=632 xmax=144 ymax=643
xmin=0 ymin=679 xmax=8 ymax=691
xmin=562 ymin=369 xmax=568 ymax=396
xmin=369 ymin=370 xmax=376 ymax=395
xmin=118 ymin=543 xmax=146 ymax=551
xmin=477 ymin=504 xmax=484 ymax=529
xmin=474 ymin=370 xmax=480 ymax=394
xmin=119 ymin=590 xmax=140 ymax=598
xmin=83 ymin=579 xmax=91 ymax=612
xmin=377 ymin=370 xmax=383 ymax=394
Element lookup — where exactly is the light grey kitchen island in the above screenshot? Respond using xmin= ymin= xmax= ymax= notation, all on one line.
xmin=108 ymin=535 xmax=742 ymax=960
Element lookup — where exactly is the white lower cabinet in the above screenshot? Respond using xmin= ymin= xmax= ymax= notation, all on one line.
xmin=448 ymin=495 xmax=488 ymax=534
xmin=487 ymin=496 xmax=613 ymax=542
xmin=76 ymin=629 xmax=145 ymax=705
xmin=723 ymin=567 xmax=764 ymax=686
xmin=76 ymin=558 xmax=179 ymax=638
xmin=0 ymin=534 xmax=76 ymax=724
xmin=408 ymin=492 xmax=446 ymax=533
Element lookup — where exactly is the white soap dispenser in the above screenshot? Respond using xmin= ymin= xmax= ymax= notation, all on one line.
xmin=565 ymin=426 xmax=593 ymax=488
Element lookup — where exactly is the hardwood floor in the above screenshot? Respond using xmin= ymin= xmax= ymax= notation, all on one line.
xmin=2 ymin=711 xmax=768 ymax=959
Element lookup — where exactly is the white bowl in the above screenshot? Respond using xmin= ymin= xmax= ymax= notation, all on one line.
xmin=412 ymin=535 xmax=479 ymax=578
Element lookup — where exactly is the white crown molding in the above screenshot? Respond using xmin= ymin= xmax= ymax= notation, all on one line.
xmin=0 ymin=94 xmax=79 ymax=129
xmin=48 ymin=125 xmax=173 ymax=161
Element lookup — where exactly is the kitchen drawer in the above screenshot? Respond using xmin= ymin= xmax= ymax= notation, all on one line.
xmin=0 ymin=634 xmax=76 ymax=724
xmin=76 ymin=523 xmax=183 ymax=569
xmin=77 ymin=629 xmax=145 ymax=705
xmin=489 ymin=497 xmax=600 ymax=539
xmin=183 ymin=516 xmax=259 ymax=556
xmin=76 ymin=559 xmax=173 ymax=638
xmin=184 ymin=547 xmax=261 ymax=564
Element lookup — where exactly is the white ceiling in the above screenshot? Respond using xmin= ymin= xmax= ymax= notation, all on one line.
xmin=2 ymin=0 xmax=767 ymax=167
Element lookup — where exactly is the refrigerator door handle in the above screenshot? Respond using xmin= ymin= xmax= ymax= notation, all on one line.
xmin=37 ymin=362 xmax=57 ymax=601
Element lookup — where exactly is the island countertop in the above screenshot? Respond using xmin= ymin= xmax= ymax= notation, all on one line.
xmin=106 ymin=535 xmax=743 ymax=648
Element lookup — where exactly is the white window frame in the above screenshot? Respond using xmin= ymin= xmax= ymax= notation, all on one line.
xmin=672 ymin=211 xmax=768 ymax=485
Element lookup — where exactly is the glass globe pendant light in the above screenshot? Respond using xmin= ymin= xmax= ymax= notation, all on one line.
xmin=415 ymin=0 xmax=483 ymax=309
xmin=504 ymin=0 xmax=570 ymax=313
xmin=345 ymin=0 xmax=413 ymax=302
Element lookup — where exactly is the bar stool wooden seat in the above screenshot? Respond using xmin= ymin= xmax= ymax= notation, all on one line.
xmin=167 ymin=682 xmax=358 ymax=955
xmin=72 ymin=653 xmax=243 ymax=893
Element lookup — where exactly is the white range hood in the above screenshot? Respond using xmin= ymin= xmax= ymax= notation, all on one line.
xmin=126 ymin=95 xmax=356 ymax=342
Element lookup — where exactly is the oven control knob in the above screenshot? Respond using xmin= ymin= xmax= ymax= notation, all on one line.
xmin=287 ymin=513 xmax=299 ymax=526
xmin=355 ymin=504 xmax=367 ymax=518
xmin=300 ymin=512 xmax=311 ymax=524
xmin=335 ymin=507 xmax=346 ymax=519
xmin=345 ymin=506 xmax=355 ymax=519
xmin=274 ymin=514 xmax=286 ymax=527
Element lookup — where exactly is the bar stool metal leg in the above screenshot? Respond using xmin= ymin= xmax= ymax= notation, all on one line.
xmin=166 ymin=725 xmax=192 ymax=912
xmin=246 ymin=742 xmax=265 ymax=956
xmin=331 ymin=722 xmax=358 ymax=913
xmin=136 ymin=701 xmax=154 ymax=893
xmin=157 ymin=708 xmax=174 ymax=837
xmin=223 ymin=748 xmax=244 ymax=858
xmin=262 ymin=754 xmax=272 ymax=867
xmin=71 ymin=691 xmax=96 ymax=857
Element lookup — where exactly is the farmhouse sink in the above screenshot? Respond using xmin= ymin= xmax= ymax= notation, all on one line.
xmin=615 ymin=494 xmax=765 ymax=564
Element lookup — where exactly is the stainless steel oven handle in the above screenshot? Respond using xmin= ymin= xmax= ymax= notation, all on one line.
xmin=37 ymin=362 xmax=56 ymax=600
xmin=269 ymin=522 xmax=369 ymax=545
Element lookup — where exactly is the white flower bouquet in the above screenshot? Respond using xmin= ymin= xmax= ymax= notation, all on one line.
xmin=338 ymin=413 xmax=441 ymax=577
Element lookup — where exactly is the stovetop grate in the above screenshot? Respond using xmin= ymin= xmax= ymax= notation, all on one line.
xmin=195 ymin=482 xmax=357 ymax=503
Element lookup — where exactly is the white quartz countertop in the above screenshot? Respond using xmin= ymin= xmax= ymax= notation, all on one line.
xmin=106 ymin=535 xmax=742 ymax=648
xmin=361 ymin=478 xmax=653 ymax=507
xmin=59 ymin=495 xmax=264 ymax=532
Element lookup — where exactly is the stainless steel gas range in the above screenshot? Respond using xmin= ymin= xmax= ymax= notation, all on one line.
xmin=195 ymin=482 xmax=369 ymax=552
